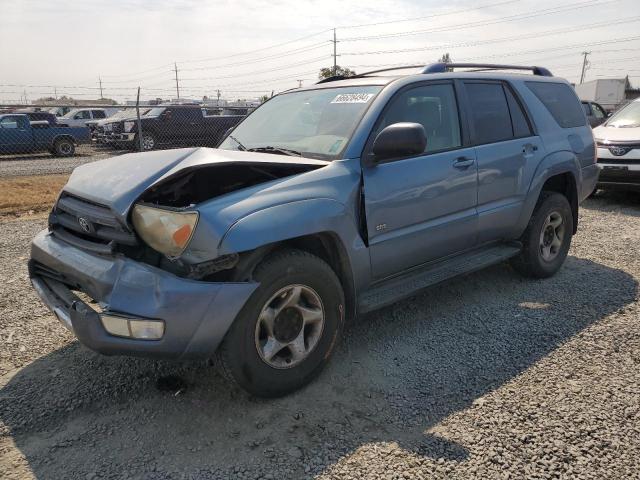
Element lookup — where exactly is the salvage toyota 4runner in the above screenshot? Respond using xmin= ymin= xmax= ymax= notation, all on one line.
xmin=29 ymin=63 xmax=599 ymax=397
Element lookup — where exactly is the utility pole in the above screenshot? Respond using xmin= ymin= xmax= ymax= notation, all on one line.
xmin=98 ymin=77 xmax=104 ymax=99
xmin=332 ymin=28 xmax=338 ymax=76
xmin=54 ymin=87 xmax=57 ymax=100
xmin=173 ymin=62 xmax=180 ymax=99
xmin=23 ymin=89 xmax=27 ymax=105
xmin=580 ymin=51 xmax=591 ymax=84
xmin=296 ymin=79 xmax=303 ymax=88
xmin=216 ymin=89 xmax=221 ymax=106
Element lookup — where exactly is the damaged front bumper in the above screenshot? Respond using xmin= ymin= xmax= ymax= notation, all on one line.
xmin=29 ymin=229 xmax=257 ymax=359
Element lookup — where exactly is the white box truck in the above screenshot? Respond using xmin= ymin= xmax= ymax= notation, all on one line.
xmin=574 ymin=79 xmax=627 ymax=113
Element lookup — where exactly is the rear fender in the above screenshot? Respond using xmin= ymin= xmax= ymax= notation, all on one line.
xmin=516 ymin=150 xmax=580 ymax=236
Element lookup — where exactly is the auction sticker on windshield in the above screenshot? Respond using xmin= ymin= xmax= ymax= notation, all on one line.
xmin=331 ymin=93 xmax=375 ymax=104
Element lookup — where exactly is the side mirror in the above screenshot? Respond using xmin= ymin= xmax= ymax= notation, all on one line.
xmin=371 ymin=122 xmax=427 ymax=163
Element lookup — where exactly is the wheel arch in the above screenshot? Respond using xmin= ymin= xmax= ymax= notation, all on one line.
xmin=518 ymin=152 xmax=581 ymax=236
xmin=218 ymin=199 xmax=365 ymax=322
xmin=51 ymin=133 xmax=76 ymax=147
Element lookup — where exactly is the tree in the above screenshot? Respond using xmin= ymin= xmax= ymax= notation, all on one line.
xmin=318 ymin=66 xmax=357 ymax=80
xmin=438 ymin=53 xmax=452 ymax=64
xmin=259 ymin=95 xmax=269 ymax=103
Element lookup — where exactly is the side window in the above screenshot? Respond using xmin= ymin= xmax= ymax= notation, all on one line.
xmin=592 ymin=103 xmax=606 ymax=119
xmin=0 ymin=116 xmax=19 ymax=129
xmin=74 ymin=110 xmax=91 ymax=120
xmin=526 ymin=82 xmax=586 ymax=128
xmin=92 ymin=110 xmax=106 ymax=119
xmin=504 ymin=86 xmax=533 ymax=138
xmin=375 ymin=83 xmax=461 ymax=153
xmin=465 ymin=83 xmax=513 ymax=144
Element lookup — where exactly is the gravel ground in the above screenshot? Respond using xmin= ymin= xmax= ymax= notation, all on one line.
xmin=0 ymin=146 xmax=124 ymax=177
xmin=1 ymin=192 xmax=639 ymax=479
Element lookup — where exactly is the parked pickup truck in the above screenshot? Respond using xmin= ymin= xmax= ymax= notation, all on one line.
xmin=29 ymin=63 xmax=598 ymax=397
xmin=106 ymin=105 xmax=245 ymax=151
xmin=0 ymin=114 xmax=90 ymax=156
xmin=92 ymin=108 xmax=151 ymax=146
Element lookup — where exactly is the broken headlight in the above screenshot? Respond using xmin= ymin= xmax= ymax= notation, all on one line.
xmin=131 ymin=204 xmax=198 ymax=258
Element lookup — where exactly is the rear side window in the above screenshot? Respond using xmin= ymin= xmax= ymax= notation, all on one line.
xmin=465 ymin=83 xmax=513 ymax=144
xmin=504 ymin=87 xmax=533 ymax=138
xmin=526 ymin=82 xmax=586 ymax=128
xmin=92 ymin=110 xmax=106 ymax=119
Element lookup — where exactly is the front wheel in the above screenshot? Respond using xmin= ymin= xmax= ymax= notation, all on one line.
xmin=510 ymin=192 xmax=573 ymax=278
xmin=217 ymin=249 xmax=345 ymax=397
xmin=135 ymin=132 xmax=156 ymax=151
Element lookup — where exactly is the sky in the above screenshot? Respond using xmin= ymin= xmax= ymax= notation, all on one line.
xmin=1 ymin=0 xmax=639 ymax=103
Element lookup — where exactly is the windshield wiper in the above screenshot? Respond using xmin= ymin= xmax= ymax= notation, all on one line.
xmin=247 ymin=146 xmax=302 ymax=157
xmin=228 ymin=135 xmax=247 ymax=151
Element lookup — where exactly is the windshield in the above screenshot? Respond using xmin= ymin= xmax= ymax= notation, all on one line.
xmin=145 ymin=107 xmax=166 ymax=117
xmin=218 ymin=86 xmax=382 ymax=159
xmin=60 ymin=109 xmax=79 ymax=119
xmin=606 ymin=101 xmax=640 ymax=128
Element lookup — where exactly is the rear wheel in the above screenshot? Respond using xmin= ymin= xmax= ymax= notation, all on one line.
xmin=217 ymin=249 xmax=345 ymax=397
xmin=52 ymin=138 xmax=75 ymax=157
xmin=510 ymin=192 xmax=573 ymax=278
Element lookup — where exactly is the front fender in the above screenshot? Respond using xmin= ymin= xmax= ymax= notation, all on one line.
xmin=218 ymin=198 xmax=371 ymax=293
xmin=515 ymin=150 xmax=580 ymax=235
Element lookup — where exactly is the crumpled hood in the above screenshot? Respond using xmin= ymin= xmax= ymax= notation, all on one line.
xmin=63 ymin=147 xmax=329 ymax=223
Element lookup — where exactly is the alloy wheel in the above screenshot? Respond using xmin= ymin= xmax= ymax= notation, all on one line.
xmin=254 ymin=284 xmax=325 ymax=369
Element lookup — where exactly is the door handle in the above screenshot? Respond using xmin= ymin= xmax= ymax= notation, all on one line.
xmin=453 ymin=156 xmax=475 ymax=169
xmin=522 ymin=143 xmax=538 ymax=154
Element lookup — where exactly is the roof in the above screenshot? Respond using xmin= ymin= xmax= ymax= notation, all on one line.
xmin=296 ymin=63 xmax=561 ymax=92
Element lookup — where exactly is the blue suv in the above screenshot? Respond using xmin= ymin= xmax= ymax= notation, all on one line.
xmin=29 ymin=63 xmax=599 ymax=397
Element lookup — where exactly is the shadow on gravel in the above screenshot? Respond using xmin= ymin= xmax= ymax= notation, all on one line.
xmin=582 ymin=191 xmax=640 ymax=216
xmin=1 ymin=257 xmax=636 ymax=479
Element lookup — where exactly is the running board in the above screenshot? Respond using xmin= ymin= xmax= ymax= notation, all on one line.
xmin=358 ymin=244 xmax=521 ymax=313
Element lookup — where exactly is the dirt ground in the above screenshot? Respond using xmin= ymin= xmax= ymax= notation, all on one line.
xmin=1 ymin=191 xmax=639 ymax=480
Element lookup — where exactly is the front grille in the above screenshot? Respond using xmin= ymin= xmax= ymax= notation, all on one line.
xmin=50 ymin=193 xmax=137 ymax=254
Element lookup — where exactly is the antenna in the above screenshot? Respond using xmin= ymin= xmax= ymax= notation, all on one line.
xmin=98 ymin=77 xmax=104 ymax=99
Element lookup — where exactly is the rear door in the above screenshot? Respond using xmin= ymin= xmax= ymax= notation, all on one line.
xmin=462 ymin=81 xmax=544 ymax=243
xmin=363 ymin=81 xmax=479 ymax=279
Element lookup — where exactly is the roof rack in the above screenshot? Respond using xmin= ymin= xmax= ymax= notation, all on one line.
xmin=422 ymin=63 xmax=553 ymax=76
xmin=315 ymin=62 xmax=552 ymax=84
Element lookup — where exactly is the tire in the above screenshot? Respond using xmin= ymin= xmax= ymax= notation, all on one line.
xmin=52 ymin=138 xmax=75 ymax=157
xmin=136 ymin=132 xmax=156 ymax=151
xmin=510 ymin=192 xmax=573 ymax=279
xmin=217 ymin=249 xmax=345 ymax=397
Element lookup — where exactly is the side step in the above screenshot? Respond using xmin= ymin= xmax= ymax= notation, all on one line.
xmin=358 ymin=244 xmax=521 ymax=313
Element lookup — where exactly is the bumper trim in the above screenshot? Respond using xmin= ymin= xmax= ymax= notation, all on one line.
xmin=29 ymin=229 xmax=258 ymax=359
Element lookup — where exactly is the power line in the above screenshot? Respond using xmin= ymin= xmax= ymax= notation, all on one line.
xmin=340 ymin=0 xmax=618 ymax=42
xmin=341 ymin=16 xmax=640 ymax=56
xmin=337 ymin=0 xmax=521 ymax=29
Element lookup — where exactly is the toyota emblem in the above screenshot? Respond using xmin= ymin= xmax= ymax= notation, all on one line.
xmin=609 ymin=146 xmax=629 ymax=157
xmin=78 ymin=217 xmax=92 ymax=233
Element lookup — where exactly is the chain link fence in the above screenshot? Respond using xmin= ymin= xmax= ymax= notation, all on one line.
xmin=0 ymin=96 xmax=253 ymax=160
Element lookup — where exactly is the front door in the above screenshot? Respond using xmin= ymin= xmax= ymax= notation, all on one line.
xmin=0 ymin=115 xmax=32 ymax=153
xmin=363 ymin=82 xmax=478 ymax=280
